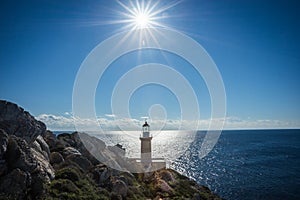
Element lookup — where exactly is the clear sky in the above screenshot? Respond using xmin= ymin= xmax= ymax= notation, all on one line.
xmin=0 ymin=0 xmax=299 ymax=130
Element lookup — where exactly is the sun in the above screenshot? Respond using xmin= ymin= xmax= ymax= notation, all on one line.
xmin=135 ymin=12 xmax=150 ymax=29
xmin=115 ymin=0 xmax=182 ymax=31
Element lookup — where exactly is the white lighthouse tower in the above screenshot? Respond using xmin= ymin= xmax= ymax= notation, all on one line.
xmin=140 ymin=120 xmax=152 ymax=167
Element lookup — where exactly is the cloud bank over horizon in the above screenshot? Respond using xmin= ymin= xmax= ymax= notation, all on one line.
xmin=37 ymin=113 xmax=300 ymax=131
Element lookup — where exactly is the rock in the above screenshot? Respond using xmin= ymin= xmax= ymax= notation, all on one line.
xmin=76 ymin=132 xmax=106 ymax=152
xmin=108 ymin=145 xmax=126 ymax=157
xmin=192 ymin=193 xmax=201 ymax=200
xmin=30 ymin=136 xmax=51 ymax=161
xmin=30 ymin=147 xmax=55 ymax=180
xmin=62 ymin=146 xmax=81 ymax=158
xmin=50 ymin=152 xmax=64 ymax=165
xmin=112 ymin=180 xmax=128 ymax=198
xmin=5 ymin=135 xmax=37 ymax=172
xmin=76 ymin=132 xmax=105 ymax=165
xmin=57 ymin=133 xmax=77 ymax=147
xmin=73 ymin=132 xmax=105 ymax=154
xmin=0 ymin=100 xmax=224 ymax=200
xmin=99 ymin=168 xmax=111 ymax=185
xmin=0 ymin=129 xmax=8 ymax=159
xmin=118 ymin=175 xmax=129 ymax=186
xmin=0 ymin=160 xmax=7 ymax=177
xmin=0 ymin=168 xmax=31 ymax=199
xmin=159 ymin=169 xmax=176 ymax=183
xmin=0 ymin=100 xmax=46 ymax=144
xmin=105 ymin=157 xmax=122 ymax=171
xmin=65 ymin=154 xmax=92 ymax=171
xmin=156 ymin=179 xmax=173 ymax=194
xmin=111 ymin=193 xmax=123 ymax=200
xmin=43 ymin=130 xmax=58 ymax=151
xmin=54 ymin=132 xmax=124 ymax=169
xmin=0 ymin=132 xmax=54 ymax=199
xmin=30 ymin=170 xmax=52 ymax=198
xmin=90 ymin=168 xmax=121 ymax=188
xmin=57 ymin=132 xmax=104 ymax=165
xmin=36 ymin=135 xmax=51 ymax=158
xmin=31 ymin=139 xmax=43 ymax=153
xmin=119 ymin=172 xmax=134 ymax=186
xmin=5 ymin=135 xmax=54 ymax=180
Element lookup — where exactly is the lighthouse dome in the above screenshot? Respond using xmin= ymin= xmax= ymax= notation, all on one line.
xmin=142 ymin=121 xmax=149 ymax=127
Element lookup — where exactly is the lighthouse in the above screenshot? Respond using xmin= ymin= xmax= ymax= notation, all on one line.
xmin=140 ymin=120 xmax=152 ymax=167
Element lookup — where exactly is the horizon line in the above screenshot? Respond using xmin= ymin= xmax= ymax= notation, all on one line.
xmin=50 ymin=127 xmax=300 ymax=132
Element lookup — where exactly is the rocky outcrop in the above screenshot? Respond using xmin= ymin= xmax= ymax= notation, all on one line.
xmin=0 ymin=129 xmax=8 ymax=160
xmin=5 ymin=135 xmax=54 ymax=178
xmin=45 ymin=131 xmax=222 ymax=200
xmin=0 ymin=100 xmax=46 ymax=144
xmin=50 ymin=151 xmax=64 ymax=165
xmin=0 ymin=129 xmax=8 ymax=177
xmin=0 ymin=101 xmax=54 ymax=199
xmin=0 ymin=168 xmax=31 ymax=199
xmin=0 ymin=131 xmax=55 ymax=199
xmin=112 ymin=179 xmax=128 ymax=197
xmin=0 ymin=100 xmax=222 ymax=200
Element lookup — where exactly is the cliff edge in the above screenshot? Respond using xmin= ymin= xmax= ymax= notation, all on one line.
xmin=0 ymin=100 xmax=222 ymax=200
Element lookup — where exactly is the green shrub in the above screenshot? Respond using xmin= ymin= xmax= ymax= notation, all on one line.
xmin=49 ymin=179 xmax=80 ymax=195
xmin=46 ymin=165 xmax=110 ymax=200
xmin=55 ymin=167 xmax=81 ymax=182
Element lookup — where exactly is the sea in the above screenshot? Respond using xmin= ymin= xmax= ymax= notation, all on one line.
xmin=55 ymin=129 xmax=300 ymax=200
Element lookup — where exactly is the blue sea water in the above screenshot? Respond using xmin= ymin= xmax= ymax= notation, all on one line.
xmin=172 ymin=129 xmax=300 ymax=200
xmin=55 ymin=129 xmax=300 ymax=200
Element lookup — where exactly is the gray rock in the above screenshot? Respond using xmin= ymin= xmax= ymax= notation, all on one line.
xmin=0 ymin=168 xmax=31 ymax=199
xmin=192 ymin=193 xmax=201 ymax=200
xmin=31 ymin=137 xmax=50 ymax=161
xmin=6 ymin=135 xmax=37 ymax=172
xmin=57 ymin=133 xmax=77 ymax=147
xmin=156 ymin=179 xmax=173 ymax=194
xmin=5 ymin=135 xmax=54 ymax=180
xmin=159 ymin=170 xmax=176 ymax=182
xmin=111 ymin=193 xmax=122 ymax=200
xmin=62 ymin=146 xmax=81 ymax=158
xmin=99 ymin=168 xmax=111 ymax=184
xmin=50 ymin=151 xmax=64 ymax=165
xmin=0 ymin=160 xmax=7 ymax=176
xmin=43 ymin=130 xmax=58 ymax=150
xmin=36 ymin=135 xmax=50 ymax=158
xmin=65 ymin=154 xmax=92 ymax=171
xmin=105 ymin=157 xmax=122 ymax=171
xmin=112 ymin=180 xmax=128 ymax=198
xmin=1 ymin=135 xmax=55 ymax=198
xmin=57 ymin=132 xmax=104 ymax=165
xmin=30 ymin=146 xmax=55 ymax=180
xmin=77 ymin=132 xmax=106 ymax=152
xmin=31 ymin=140 xmax=43 ymax=153
xmin=117 ymin=175 xmax=132 ymax=186
xmin=30 ymin=170 xmax=51 ymax=198
xmin=0 ymin=100 xmax=46 ymax=144
xmin=0 ymin=129 xmax=8 ymax=159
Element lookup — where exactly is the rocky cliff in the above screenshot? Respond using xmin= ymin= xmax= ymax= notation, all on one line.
xmin=0 ymin=100 xmax=222 ymax=200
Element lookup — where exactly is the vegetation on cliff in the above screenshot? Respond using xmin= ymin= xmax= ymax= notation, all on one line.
xmin=0 ymin=100 xmax=222 ymax=200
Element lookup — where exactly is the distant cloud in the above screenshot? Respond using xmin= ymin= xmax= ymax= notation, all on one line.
xmin=36 ymin=114 xmax=300 ymax=131
xmin=37 ymin=114 xmax=75 ymax=130
xmin=223 ymin=117 xmax=300 ymax=130
xmin=105 ymin=114 xmax=116 ymax=118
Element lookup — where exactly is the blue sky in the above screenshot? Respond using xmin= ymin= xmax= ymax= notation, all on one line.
xmin=0 ymin=0 xmax=299 ymax=130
